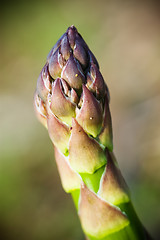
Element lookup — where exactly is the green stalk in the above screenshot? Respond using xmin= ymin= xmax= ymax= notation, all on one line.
xmin=34 ymin=26 xmax=152 ymax=240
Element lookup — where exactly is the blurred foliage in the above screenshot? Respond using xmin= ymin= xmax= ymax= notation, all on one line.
xmin=1 ymin=0 xmax=160 ymax=239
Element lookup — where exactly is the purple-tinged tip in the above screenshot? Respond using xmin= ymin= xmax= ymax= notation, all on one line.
xmin=67 ymin=25 xmax=77 ymax=32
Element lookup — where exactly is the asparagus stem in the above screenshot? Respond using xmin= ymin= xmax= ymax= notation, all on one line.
xmin=34 ymin=26 xmax=152 ymax=240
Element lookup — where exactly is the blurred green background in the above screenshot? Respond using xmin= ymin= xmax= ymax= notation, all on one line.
xmin=1 ymin=0 xmax=160 ymax=239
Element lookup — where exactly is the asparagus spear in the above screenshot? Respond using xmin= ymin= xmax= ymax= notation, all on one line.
xmin=34 ymin=26 xmax=152 ymax=240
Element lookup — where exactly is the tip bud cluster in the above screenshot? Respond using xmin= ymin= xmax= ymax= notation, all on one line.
xmin=34 ymin=25 xmax=112 ymax=154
